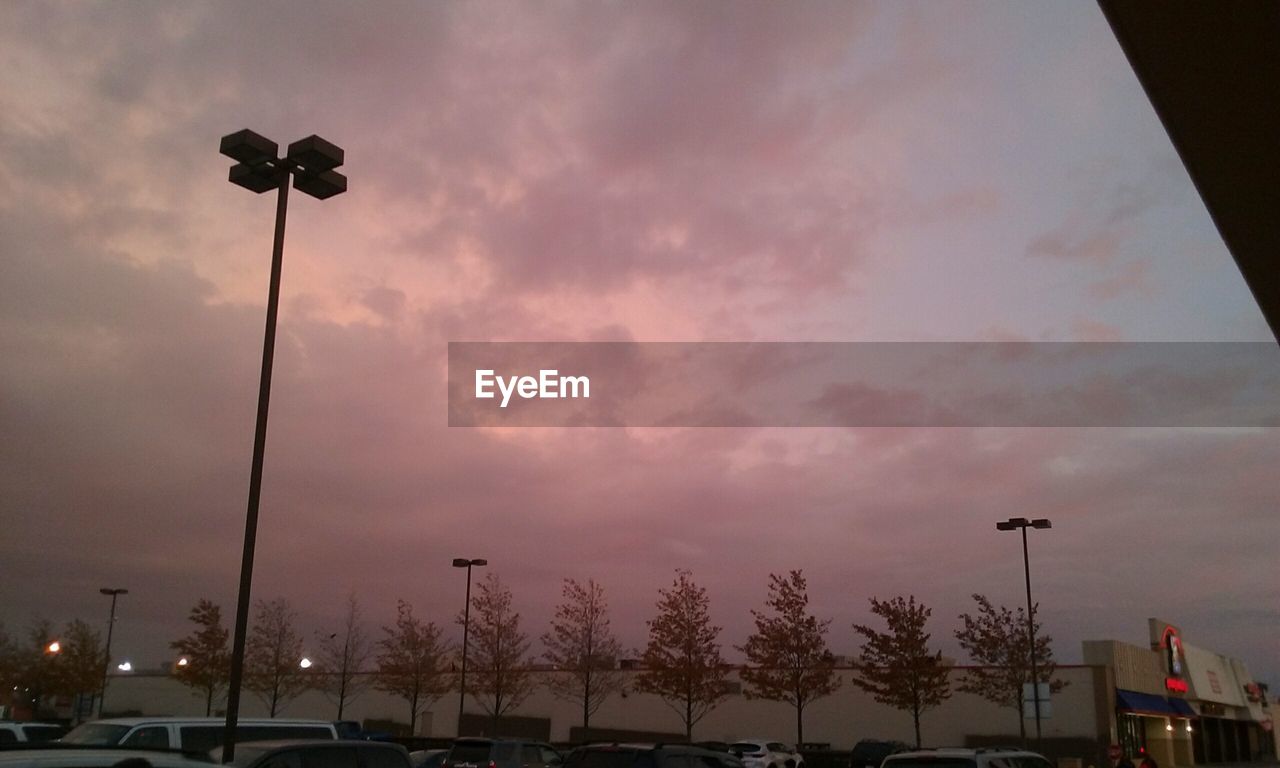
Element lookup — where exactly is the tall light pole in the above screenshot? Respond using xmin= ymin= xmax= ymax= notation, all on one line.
xmin=98 ymin=588 xmax=128 ymax=718
xmin=453 ymin=558 xmax=487 ymax=736
xmin=996 ymin=517 xmax=1052 ymax=747
xmin=218 ymin=129 xmax=347 ymax=763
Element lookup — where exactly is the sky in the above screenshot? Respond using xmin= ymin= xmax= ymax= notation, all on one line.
xmin=1 ymin=1 xmax=1277 ymax=687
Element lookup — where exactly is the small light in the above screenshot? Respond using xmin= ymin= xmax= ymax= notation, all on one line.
xmin=299 ymin=657 xmax=313 ymax=669
xmin=117 ymin=661 xmax=133 ymax=672
xmin=176 ymin=657 xmax=190 ymax=667
xmin=46 ymin=641 xmax=61 ymax=653
xmin=1186 ymin=724 xmax=1193 ymax=733
xmin=1166 ymin=723 xmax=1174 ymax=732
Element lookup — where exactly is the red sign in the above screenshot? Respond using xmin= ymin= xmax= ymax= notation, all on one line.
xmin=1167 ymin=677 xmax=1189 ymax=693
xmin=1109 ymin=746 xmax=1124 ymax=761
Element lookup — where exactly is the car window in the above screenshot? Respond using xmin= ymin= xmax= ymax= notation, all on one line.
xmin=180 ymin=725 xmax=224 ymax=753
xmin=541 ymin=748 xmax=561 ymax=765
xmin=0 ymin=729 xmax=16 ymax=744
xmin=767 ymin=746 xmax=788 ymax=754
xmin=523 ymin=746 xmax=543 ymax=766
xmin=303 ymin=747 xmax=360 ymax=768
xmin=565 ymin=750 xmax=646 ymax=768
xmin=451 ymin=744 xmax=494 ymax=764
xmin=60 ymin=723 xmax=132 ymax=745
xmin=21 ymin=725 xmax=66 ymax=743
xmin=493 ymin=744 xmax=517 ymax=762
xmin=122 ymin=725 xmax=171 ymax=749
xmin=364 ymin=747 xmax=412 ymax=768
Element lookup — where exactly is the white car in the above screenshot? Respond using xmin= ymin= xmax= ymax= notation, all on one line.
xmin=730 ymin=741 xmax=805 ymax=768
xmin=882 ymin=748 xmax=1053 ymax=768
xmin=0 ymin=723 xmax=67 ymax=744
xmin=0 ymin=748 xmax=213 ymax=768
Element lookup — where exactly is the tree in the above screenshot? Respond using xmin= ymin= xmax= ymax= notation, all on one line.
xmin=462 ymin=572 xmax=536 ymax=729
xmin=954 ymin=594 xmax=1068 ymax=739
xmin=170 ymin=599 xmax=231 ymax=715
xmin=376 ymin=600 xmax=452 ymax=735
xmin=315 ymin=593 xmax=373 ymax=719
xmin=14 ymin=619 xmax=61 ymax=718
xmin=633 ymin=569 xmax=728 ymax=741
xmin=541 ymin=578 xmax=625 ymax=734
xmin=57 ymin=619 xmax=105 ymax=710
xmin=738 ymin=570 xmax=841 ymax=745
xmin=851 ymin=595 xmax=951 ymax=748
xmin=244 ymin=597 xmax=309 ymax=716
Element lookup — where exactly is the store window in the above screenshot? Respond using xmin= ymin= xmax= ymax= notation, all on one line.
xmin=1119 ymin=714 xmax=1148 ymax=758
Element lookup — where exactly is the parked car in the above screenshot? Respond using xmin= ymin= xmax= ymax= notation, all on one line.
xmin=563 ymin=743 xmax=743 ymax=768
xmin=729 ymin=741 xmax=804 ymax=768
xmin=0 ymin=746 xmax=213 ymax=768
xmin=0 ymin=724 xmax=67 ymax=745
xmin=59 ymin=718 xmax=339 ymax=753
xmin=849 ymin=741 xmax=910 ymax=768
xmin=444 ymin=738 xmax=562 ymax=768
xmin=410 ymin=749 xmax=447 ymax=768
xmin=216 ymin=739 xmax=412 ymax=768
xmin=881 ymin=748 xmax=1052 ymax=768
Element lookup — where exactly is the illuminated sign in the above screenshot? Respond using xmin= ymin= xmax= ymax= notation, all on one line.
xmin=1167 ymin=678 xmax=1189 ymax=693
xmin=1161 ymin=626 xmax=1185 ymax=678
xmin=1245 ymin=683 xmax=1262 ymax=702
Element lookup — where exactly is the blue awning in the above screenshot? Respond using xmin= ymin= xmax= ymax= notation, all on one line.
xmin=1117 ymin=689 xmax=1197 ymax=717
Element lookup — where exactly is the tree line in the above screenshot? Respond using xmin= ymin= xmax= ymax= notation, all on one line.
xmin=1 ymin=571 xmax=1064 ymax=745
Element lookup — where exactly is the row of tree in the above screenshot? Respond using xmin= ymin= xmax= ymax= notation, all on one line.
xmin=1 ymin=571 xmax=1063 ymax=746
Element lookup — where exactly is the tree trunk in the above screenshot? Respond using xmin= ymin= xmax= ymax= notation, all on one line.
xmin=205 ymin=687 xmax=214 ymax=717
xmin=796 ymin=701 xmax=804 ymax=747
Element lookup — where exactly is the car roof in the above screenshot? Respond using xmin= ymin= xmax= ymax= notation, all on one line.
xmin=82 ymin=717 xmax=334 ymax=726
xmin=887 ymin=750 xmax=1045 ymax=759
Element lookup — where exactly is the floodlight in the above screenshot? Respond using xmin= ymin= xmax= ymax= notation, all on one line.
xmin=293 ymin=169 xmax=347 ymax=200
xmin=220 ymin=129 xmax=279 ymax=166
xmin=286 ymin=135 xmax=345 ymax=173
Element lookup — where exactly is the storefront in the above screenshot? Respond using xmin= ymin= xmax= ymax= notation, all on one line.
xmin=1084 ymin=619 xmax=1273 ymax=768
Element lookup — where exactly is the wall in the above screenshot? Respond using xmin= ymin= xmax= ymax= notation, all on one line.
xmin=102 ymin=666 xmax=1103 ymax=750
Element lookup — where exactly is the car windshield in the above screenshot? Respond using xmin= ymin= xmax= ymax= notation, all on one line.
xmin=566 ymin=751 xmax=653 ymax=768
xmin=450 ymin=744 xmax=493 ymax=764
xmin=59 ymin=723 xmax=132 ymax=745
xmin=729 ymin=746 xmax=762 ymax=755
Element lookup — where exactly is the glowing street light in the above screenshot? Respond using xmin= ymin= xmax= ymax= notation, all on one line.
xmin=176 ymin=657 xmax=190 ymax=668
xmin=218 ymin=129 xmax=347 ymax=763
xmin=299 ymin=657 xmax=313 ymax=669
xmin=46 ymin=641 xmax=61 ymax=654
xmin=116 ymin=662 xmax=133 ymax=672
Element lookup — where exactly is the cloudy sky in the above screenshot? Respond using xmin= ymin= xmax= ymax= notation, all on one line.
xmin=2 ymin=1 xmax=1276 ymax=686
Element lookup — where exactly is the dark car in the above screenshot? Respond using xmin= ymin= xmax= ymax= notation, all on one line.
xmin=564 ymin=744 xmax=744 ymax=768
xmin=216 ymin=739 xmax=412 ymax=768
xmin=443 ymin=738 xmax=562 ymax=768
xmin=849 ymin=741 xmax=910 ymax=768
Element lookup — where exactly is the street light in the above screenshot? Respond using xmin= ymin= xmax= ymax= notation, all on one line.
xmin=996 ymin=516 xmax=1052 ymax=746
xmin=218 ymin=128 xmax=347 ymax=763
xmin=98 ymin=587 xmax=128 ymax=718
xmin=452 ymin=557 xmax=487 ymax=736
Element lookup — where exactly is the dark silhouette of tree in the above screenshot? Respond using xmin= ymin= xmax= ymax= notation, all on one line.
xmin=376 ymin=600 xmax=452 ymax=735
xmin=851 ymin=595 xmax=951 ymax=747
xmin=314 ymin=593 xmax=373 ymax=720
xmin=244 ymin=597 xmax=309 ymax=716
xmin=541 ymin=578 xmax=625 ymax=734
xmin=954 ymin=593 xmax=1068 ymax=739
xmin=462 ymin=573 xmax=535 ymax=729
xmin=170 ymin=599 xmax=230 ymax=715
xmin=634 ymin=569 xmax=728 ymax=741
xmin=738 ymin=570 xmax=841 ymax=745
xmin=58 ymin=619 xmax=105 ymax=709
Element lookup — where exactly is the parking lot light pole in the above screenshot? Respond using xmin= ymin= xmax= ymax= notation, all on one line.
xmin=996 ymin=517 xmax=1052 ymax=747
xmin=98 ymin=588 xmax=128 ymax=717
xmin=218 ymin=129 xmax=347 ymax=763
xmin=452 ymin=558 xmax=487 ymax=735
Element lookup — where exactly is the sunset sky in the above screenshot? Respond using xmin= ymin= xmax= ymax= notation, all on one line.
xmin=2 ymin=1 xmax=1276 ymax=685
